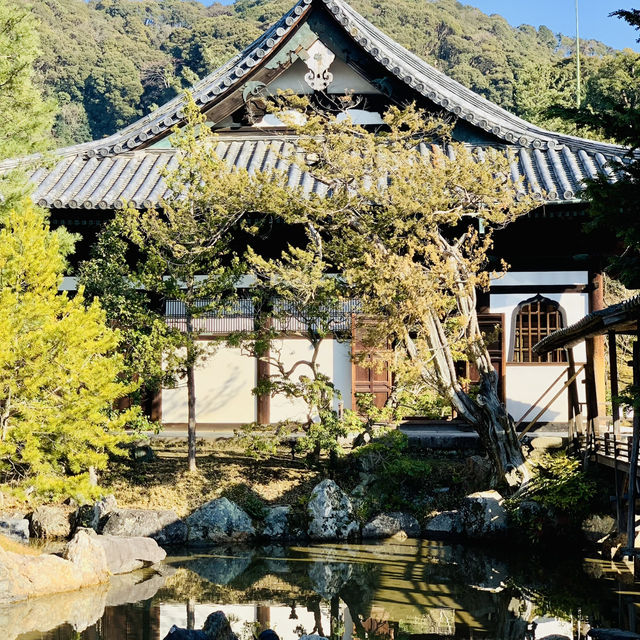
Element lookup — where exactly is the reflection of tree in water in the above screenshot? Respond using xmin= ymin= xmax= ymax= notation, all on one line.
xmin=115 ymin=542 xmax=639 ymax=640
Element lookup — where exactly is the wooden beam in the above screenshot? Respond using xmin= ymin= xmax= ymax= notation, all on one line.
xmin=518 ymin=365 xmax=585 ymax=440
xmin=515 ymin=367 xmax=569 ymax=429
xmin=585 ymin=336 xmax=598 ymax=428
xmin=567 ymin=347 xmax=584 ymax=437
xmin=589 ymin=270 xmax=607 ymax=431
xmin=609 ymin=330 xmax=621 ymax=436
xmin=489 ymin=284 xmax=589 ymax=294
xmin=626 ymin=328 xmax=640 ymax=556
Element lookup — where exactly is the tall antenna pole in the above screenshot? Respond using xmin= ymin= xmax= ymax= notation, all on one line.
xmin=575 ymin=0 xmax=581 ymax=108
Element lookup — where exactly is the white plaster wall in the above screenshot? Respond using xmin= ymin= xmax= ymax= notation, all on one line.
xmin=505 ymin=364 xmax=586 ymax=421
xmin=491 ymin=271 xmax=589 ymax=286
xmin=265 ymin=56 xmax=382 ymax=95
xmin=270 ymin=338 xmax=352 ymax=422
xmin=159 ymin=603 xmax=333 ymax=640
xmin=490 ymin=272 xmax=590 ymax=422
xmin=162 ymin=344 xmax=256 ymax=424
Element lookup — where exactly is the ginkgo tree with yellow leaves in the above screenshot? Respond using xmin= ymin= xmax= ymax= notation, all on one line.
xmin=0 ymin=201 xmax=136 ymax=501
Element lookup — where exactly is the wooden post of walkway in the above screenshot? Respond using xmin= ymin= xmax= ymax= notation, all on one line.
xmin=609 ymin=330 xmax=621 ymax=436
xmin=590 ymin=270 xmax=607 ymax=432
xmin=567 ymin=347 xmax=583 ymax=441
xmin=627 ymin=327 xmax=640 ymax=570
xmin=584 ymin=337 xmax=599 ymax=441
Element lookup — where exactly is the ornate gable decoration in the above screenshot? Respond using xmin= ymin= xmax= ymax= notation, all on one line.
xmin=303 ymin=40 xmax=335 ymax=91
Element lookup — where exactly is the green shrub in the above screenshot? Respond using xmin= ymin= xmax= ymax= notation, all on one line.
xmin=351 ymin=431 xmax=433 ymax=518
xmin=506 ymin=452 xmax=596 ymax=542
xmin=525 ymin=452 xmax=595 ymax=516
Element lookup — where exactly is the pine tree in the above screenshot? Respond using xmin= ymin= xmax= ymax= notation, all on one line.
xmin=0 ymin=201 xmax=135 ymax=501
xmin=124 ymin=93 xmax=283 ymax=471
xmin=0 ymin=0 xmax=56 ymax=210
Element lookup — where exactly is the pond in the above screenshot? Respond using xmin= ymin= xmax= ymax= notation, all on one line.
xmin=9 ymin=539 xmax=639 ymax=640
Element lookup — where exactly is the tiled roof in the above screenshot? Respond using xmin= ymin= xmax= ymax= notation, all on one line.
xmin=29 ymin=138 xmax=622 ymax=210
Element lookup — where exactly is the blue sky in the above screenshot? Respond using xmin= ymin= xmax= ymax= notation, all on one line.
xmin=461 ymin=1 xmax=639 ymax=51
xmin=207 ymin=0 xmax=640 ymax=52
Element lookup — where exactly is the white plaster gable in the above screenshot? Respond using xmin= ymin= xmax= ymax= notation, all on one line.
xmin=264 ymin=54 xmax=383 ymax=95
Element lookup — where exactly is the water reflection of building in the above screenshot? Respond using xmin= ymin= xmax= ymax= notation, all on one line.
xmin=158 ymin=603 xmax=335 ymax=640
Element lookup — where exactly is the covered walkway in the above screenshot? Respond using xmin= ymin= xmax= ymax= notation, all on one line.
xmin=534 ymin=294 xmax=640 ymax=560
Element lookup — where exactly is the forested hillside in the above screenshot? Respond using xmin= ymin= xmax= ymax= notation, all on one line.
xmin=20 ymin=0 xmax=637 ymax=145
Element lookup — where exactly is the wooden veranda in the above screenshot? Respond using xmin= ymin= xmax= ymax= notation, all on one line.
xmin=534 ymin=294 xmax=640 ymax=559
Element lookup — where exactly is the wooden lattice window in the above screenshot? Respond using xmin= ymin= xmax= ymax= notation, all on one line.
xmin=512 ymin=296 xmax=567 ymax=363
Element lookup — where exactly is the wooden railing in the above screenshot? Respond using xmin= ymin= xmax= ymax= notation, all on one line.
xmin=575 ymin=431 xmax=638 ymax=468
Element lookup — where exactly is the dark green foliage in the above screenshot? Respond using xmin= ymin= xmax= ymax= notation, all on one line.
xmin=220 ymin=483 xmax=268 ymax=521
xmin=77 ymin=217 xmax=183 ymax=407
xmin=352 ymin=431 xmax=434 ymax=519
xmin=552 ymin=13 xmax=640 ymax=289
xmin=525 ymin=452 xmax=596 ymax=516
xmin=507 ymin=452 xmax=596 ymax=543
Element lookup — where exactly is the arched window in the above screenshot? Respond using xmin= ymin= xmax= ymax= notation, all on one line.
xmin=512 ymin=295 xmax=567 ymax=363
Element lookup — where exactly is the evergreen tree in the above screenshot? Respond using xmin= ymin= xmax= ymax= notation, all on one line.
xmin=0 ymin=201 xmax=135 ymax=500
xmin=123 ymin=93 xmax=285 ymax=471
xmin=78 ymin=215 xmax=184 ymax=414
xmin=264 ymin=100 xmax=538 ymax=488
xmin=0 ymin=0 xmax=55 ymax=208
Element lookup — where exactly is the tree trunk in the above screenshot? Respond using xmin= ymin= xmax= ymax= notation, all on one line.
xmin=186 ymin=310 xmax=197 ymax=473
xmin=475 ymin=368 xmax=529 ymax=488
xmin=405 ymin=305 xmax=529 ymax=490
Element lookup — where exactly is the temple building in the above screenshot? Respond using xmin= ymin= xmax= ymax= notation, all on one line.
xmin=2 ymin=0 xmax=627 ymax=429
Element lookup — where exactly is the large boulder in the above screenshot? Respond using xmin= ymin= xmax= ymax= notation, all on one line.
xmin=63 ymin=530 xmax=109 ymax=584
xmin=307 ymin=480 xmax=358 ymax=541
xmin=93 ymin=533 xmax=166 ymax=574
xmin=423 ymin=511 xmax=463 ymax=537
xmin=460 ymin=491 xmax=507 ymax=538
xmin=309 ymin=561 xmax=352 ymax=599
xmin=202 ymin=610 xmax=238 ymax=640
xmin=185 ymin=498 xmax=255 ymax=544
xmin=0 ymin=516 xmax=29 ymax=543
xmin=582 ymin=514 xmax=617 ymax=545
xmin=179 ymin=552 xmax=253 ymax=585
xmin=102 ymin=508 xmax=187 ymax=545
xmin=361 ymin=512 xmax=420 ymax=539
xmin=30 ymin=505 xmax=75 ymax=539
xmin=0 ymin=581 xmax=108 ymax=639
xmin=0 ymin=543 xmax=107 ymax=604
xmin=262 ymin=506 xmax=291 ymax=540
xmin=92 ymin=495 xmax=118 ymax=531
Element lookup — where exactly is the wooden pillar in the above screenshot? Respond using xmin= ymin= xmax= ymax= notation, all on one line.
xmin=585 ymin=336 xmax=599 ymax=436
xmin=609 ymin=330 xmax=621 ymax=436
xmin=150 ymin=390 xmax=162 ymax=423
xmin=590 ymin=271 xmax=607 ymax=431
xmin=627 ymin=329 xmax=640 ymax=559
xmin=567 ymin=347 xmax=583 ymax=438
xmin=187 ymin=599 xmax=196 ymax=630
xmin=256 ymin=315 xmax=272 ymax=425
xmin=256 ymin=605 xmax=271 ymax=631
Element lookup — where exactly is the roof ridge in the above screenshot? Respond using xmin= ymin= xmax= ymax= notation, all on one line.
xmin=323 ymin=0 xmax=628 ymax=155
